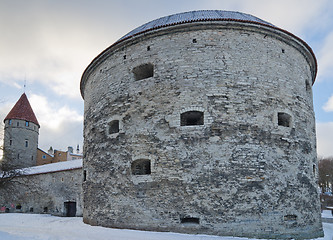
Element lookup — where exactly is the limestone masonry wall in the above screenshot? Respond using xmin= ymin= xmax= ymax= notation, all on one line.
xmin=4 ymin=119 xmax=39 ymax=168
xmin=0 ymin=168 xmax=83 ymax=216
xmin=81 ymin=20 xmax=322 ymax=239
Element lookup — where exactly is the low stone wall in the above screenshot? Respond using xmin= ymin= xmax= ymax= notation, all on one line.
xmin=0 ymin=166 xmax=83 ymax=217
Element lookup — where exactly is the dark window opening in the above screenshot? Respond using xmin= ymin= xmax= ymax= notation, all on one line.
xmin=5 ymin=208 xmax=9 ymax=213
xmin=16 ymin=204 xmax=22 ymax=210
xmin=123 ymin=55 xmax=126 ymax=60
xmin=136 ymin=190 xmax=146 ymax=198
xmin=313 ymin=164 xmax=316 ymax=175
xmin=181 ymin=111 xmax=204 ymax=126
xmin=43 ymin=207 xmax=48 ymax=213
xmin=25 ymin=140 xmax=28 ymax=147
xmin=17 ymin=154 xmax=20 ymax=159
xmin=17 ymin=122 xmax=19 ymax=127
xmin=29 ymin=207 xmax=34 ymax=212
xmin=278 ymin=112 xmax=291 ymax=127
xmin=131 ymin=159 xmax=151 ymax=175
xmin=306 ymin=80 xmax=311 ymax=91
xmin=284 ymin=214 xmax=297 ymax=221
xmin=83 ymin=170 xmax=87 ymax=181
xmin=133 ymin=63 xmax=154 ymax=81
xmin=192 ymin=39 xmax=197 ymax=43
xmin=282 ymin=49 xmax=285 ymax=53
xmin=109 ymin=120 xmax=119 ymax=134
xmin=181 ymin=217 xmax=200 ymax=224
xmin=9 ymin=139 xmax=12 ymax=146
xmin=147 ymin=46 xmax=150 ymax=51
xmin=31 ymin=156 xmax=33 ymax=161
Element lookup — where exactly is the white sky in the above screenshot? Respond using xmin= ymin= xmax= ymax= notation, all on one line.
xmin=0 ymin=0 xmax=333 ymax=157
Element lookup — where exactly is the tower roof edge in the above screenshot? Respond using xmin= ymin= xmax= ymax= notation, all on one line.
xmin=4 ymin=93 xmax=40 ymax=127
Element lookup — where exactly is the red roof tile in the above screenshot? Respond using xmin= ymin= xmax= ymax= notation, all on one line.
xmin=4 ymin=93 xmax=40 ymax=127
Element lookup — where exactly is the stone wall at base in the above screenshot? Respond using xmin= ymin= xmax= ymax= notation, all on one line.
xmin=0 ymin=168 xmax=83 ymax=217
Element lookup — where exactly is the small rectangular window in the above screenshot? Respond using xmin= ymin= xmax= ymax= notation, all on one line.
xmin=278 ymin=112 xmax=291 ymax=127
xmin=181 ymin=111 xmax=204 ymax=126
xmin=83 ymin=170 xmax=87 ymax=181
xmin=305 ymin=80 xmax=311 ymax=91
xmin=133 ymin=63 xmax=154 ymax=81
xmin=131 ymin=159 xmax=151 ymax=175
xmin=8 ymin=120 xmax=12 ymax=125
xmin=25 ymin=140 xmax=28 ymax=147
xmin=17 ymin=122 xmax=19 ymax=127
xmin=25 ymin=121 xmax=29 ymax=127
xmin=284 ymin=214 xmax=297 ymax=221
xmin=181 ymin=217 xmax=200 ymax=224
xmin=109 ymin=120 xmax=120 ymax=134
xmin=9 ymin=139 xmax=12 ymax=146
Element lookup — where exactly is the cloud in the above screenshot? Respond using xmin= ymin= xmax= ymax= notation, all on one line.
xmin=323 ymin=95 xmax=333 ymax=112
xmin=0 ymin=0 xmax=331 ymax=101
xmin=0 ymin=93 xmax=83 ymax=153
xmin=317 ymin=31 xmax=333 ymax=80
xmin=316 ymin=122 xmax=333 ymax=157
xmin=29 ymin=94 xmax=83 ymax=152
xmin=201 ymin=0 xmax=330 ymax=35
xmin=0 ymin=1 xmax=119 ymax=100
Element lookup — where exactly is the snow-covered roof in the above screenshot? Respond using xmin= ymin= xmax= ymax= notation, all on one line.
xmin=37 ymin=148 xmax=54 ymax=157
xmin=22 ymin=159 xmax=82 ymax=176
xmin=118 ymin=10 xmax=274 ymax=43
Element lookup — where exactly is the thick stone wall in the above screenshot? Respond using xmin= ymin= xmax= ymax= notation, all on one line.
xmin=3 ymin=119 xmax=39 ymax=168
xmin=81 ymin=21 xmax=323 ymax=238
xmin=0 ymin=168 xmax=83 ymax=217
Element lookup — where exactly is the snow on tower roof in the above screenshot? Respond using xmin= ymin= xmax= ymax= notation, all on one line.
xmin=4 ymin=93 xmax=40 ymax=127
xmin=117 ymin=10 xmax=275 ymax=43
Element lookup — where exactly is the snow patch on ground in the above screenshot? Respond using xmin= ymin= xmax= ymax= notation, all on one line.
xmin=322 ymin=210 xmax=333 ymax=219
xmin=0 ymin=213 xmax=332 ymax=240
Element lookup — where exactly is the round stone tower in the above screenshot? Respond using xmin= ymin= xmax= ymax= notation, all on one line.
xmin=80 ymin=10 xmax=323 ymax=239
xmin=3 ymin=93 xmax=40 ymax=169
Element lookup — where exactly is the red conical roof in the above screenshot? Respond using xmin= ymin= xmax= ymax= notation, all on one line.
xmin=4 ymin=93 xmax=40 ymax=127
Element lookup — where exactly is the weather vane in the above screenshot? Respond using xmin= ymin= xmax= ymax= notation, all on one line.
xmin=24 ymin=75 xmax=26 ymax=93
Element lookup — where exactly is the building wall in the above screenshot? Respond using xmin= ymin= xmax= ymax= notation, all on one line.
xmin=3 ymin=119 xmax=39 ymax=168
xmin=53 ymin=150 xmax=67 ymax=163
xmin=36 ymin=149 xmax=53 ymax=165
xmin=0 ymin=168 xmax=83 ymax=217
xmin=81 ymin=22 xmax=322 ymax=238
xmin=36 ymin=149 xmax=83 ymax=166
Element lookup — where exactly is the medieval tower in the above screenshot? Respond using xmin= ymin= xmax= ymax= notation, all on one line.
xmin=80 ymin=10 xmax=323 ymax=239
xmin=3 ymin=93 xmax=39 ymax=169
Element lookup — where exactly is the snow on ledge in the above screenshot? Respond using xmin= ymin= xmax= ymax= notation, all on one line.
xmin=21 ymin=159 xmax=82 ymax=176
